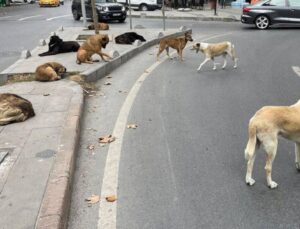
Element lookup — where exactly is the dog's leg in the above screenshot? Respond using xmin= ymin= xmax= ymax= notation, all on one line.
xmin=262 ymin=137 xmax=278 ymax=189
xmin=197 ymin=58 xmax=210 ymax=72
xmin=212 ymin=57 xmax=217 ymax=70
xmin=98 ymin=52 xmax=112 ymax=62
xmin=227 ymin=47 xmax=238 ymax=69
xmin=222 ymin=54 xmax=227 ymax=69
xmin=245 ymin=125 xmax=257 ymax=186
xmin=166 ymin=47 xmax=170 ymax=58
xmin=179 ymin=49 xmax=183 ymax=61
xmin=157 ymin=44 xmax=165 ymax=61
xmin=295 ymin=143 xmax=300 ymax=171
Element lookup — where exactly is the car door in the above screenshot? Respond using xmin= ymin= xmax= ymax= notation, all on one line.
xmin=288 ymin=0 xmax=300 ymax=22
xmin=264 ymin=0 xmax=290 ymax=23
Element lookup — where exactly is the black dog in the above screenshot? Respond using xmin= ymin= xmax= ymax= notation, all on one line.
xmin=39 ymin=35 xmax=80 ymax=57
xmin=115 ymin=32 xmax=146 ymax=45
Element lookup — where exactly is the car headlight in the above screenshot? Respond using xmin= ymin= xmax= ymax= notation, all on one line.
xmin=121 ymin=6 xmax=125 ymax=11
xmin=97 ymin=6 xmax=104 ymax=11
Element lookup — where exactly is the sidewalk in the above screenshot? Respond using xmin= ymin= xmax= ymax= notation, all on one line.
xmin=129 ymin=6 xmax=242 ymax=21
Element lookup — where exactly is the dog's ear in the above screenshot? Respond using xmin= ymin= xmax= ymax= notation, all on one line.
xmin=196 ymin=43 xmax=200 ymax=47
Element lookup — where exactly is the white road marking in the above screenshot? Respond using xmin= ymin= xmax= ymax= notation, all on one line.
xmin=292 ymin=66 xmax=300 ymax=77
xmin=46 ymin=14 xmax=72 ymax=21
xmin=97 ymin=32 xmax=233 ymax=229
xmin=0 ymin=16 xmax=12 ymax=20
xmin=18 ymin=15 xmax=42 ymax=21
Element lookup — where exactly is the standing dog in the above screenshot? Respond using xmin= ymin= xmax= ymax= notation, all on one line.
xmin=157 ymin=31 xmax=193 ymax=61
xmin=191 ymin=41 xmax=238 ymax=71
xmin=39 ymin=35 xmax=80 ymax=57
xmin=35 ymin=62 xmax=66 ymax=82
xmin=0 ymin=93 xmax=35 ymax=125
xmin=245 ymin=100 xmax=300 ymax=189
xmin=76 ymin=34 xmax=111 ymax=64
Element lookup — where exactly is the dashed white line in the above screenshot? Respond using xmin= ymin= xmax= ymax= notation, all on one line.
xmin=18 ymin=15 xmax=42 ymax=21
xmin=0 ymin=16 xmax=12 ymax=20
xmin=292 ymin=66 xmax=300 ymax=77
xmin=46 ymin=14 xmax=72 ymax=21
xmin=97 ymin=32 xmax=233 ymax=229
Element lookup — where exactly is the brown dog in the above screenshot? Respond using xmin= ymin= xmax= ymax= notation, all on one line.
xmin=245 ymin=100 xmax=300 ymax=189
xmin=157 ymin=31 xmax=193 ymax=61
xmin=76 ymin=34 xmax=112 ymax=64
xmin=0 ymin=93 xmax=35 ymax=125
xmin=87 ymin=23 xmax=109 ymax=30
xmin=35 ymin=62 xmax=66 ymax=82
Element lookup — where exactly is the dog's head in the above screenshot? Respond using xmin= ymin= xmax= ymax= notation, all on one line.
xmin=185 ymin=32 xmax=193 ymax=42
xmin=51 ymin=62 xmax=67 ymax=75
xmin=49 ymin=35 xmax=63 ymax=46
xmin=191 ymin=42 xmax=201 ymax=53
xmin=100 ymin=34 xmax=110 ymax=48
xmin=87 ymin=24 xmax=94 ymax=30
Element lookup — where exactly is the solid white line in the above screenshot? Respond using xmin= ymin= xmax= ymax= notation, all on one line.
xmin=97 ymin=32 xmax=233 ymax=229
xmin=292 ymin=66 xmax=300 ymax=77
xmin=18 ymin=15 xmax=42 ymax=21
xmin=46 ymin=14 xmax=72 ymax=21
xmin=0 ymin=16 xmax=12 ymax=20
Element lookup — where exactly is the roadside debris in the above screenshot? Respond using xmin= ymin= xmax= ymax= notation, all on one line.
xmin=99 ymin=135 xmax=116 ymax=144
xmin=85 ymin=195 xmax=100 ymax=204
xmin=105 ymin=195 xmax=117 ymax=202
xmin=127 ymin=124 xmax=138 ymax=129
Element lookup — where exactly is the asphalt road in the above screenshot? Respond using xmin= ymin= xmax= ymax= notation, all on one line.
xmin=67 ymin=18 xmax=300 ymax=229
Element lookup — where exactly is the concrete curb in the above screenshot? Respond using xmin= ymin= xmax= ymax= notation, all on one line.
xmin=130 ymin=14 xmax=239 ymax=22
xmin=82 ymin=29 xmax=192 ymax=82
xmin=34 ymin=81 xmax=84 ymax=229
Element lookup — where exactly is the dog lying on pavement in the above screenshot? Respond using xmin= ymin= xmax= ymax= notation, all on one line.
xmin=39 ymin=35 xmax=80 ymax=57
xmin=87 ymin=22 xmax=109 ymax=30
xmin=191 ymin=41 xmax=238 ymax=71
xmin=76 ymin=34 xmax=111 ymax=64
xmin=0 ymin=93 xmax=35 ymax=125
xmin=35 ymin=62 xmax=67 ymax=81
xmin=245 ymin=100 xmax=300 ymax=189
xmin=115 ymin=32 xmax=146 ymax=45
xmin=157 ymin=31 xmax=193 ymax=61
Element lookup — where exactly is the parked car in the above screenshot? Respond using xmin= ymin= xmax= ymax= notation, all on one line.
xmin=117 ymin=0 xmax=162 ymax=11
xmin=72 ymin=0 xmax=127 ymax=22
xmin=241 ymin=0 xmax=300 ymax=29
xmin=39 ymin=0 xmax=60 ymax=6
xmin=10 ymin=0 xmax=35 ymax=3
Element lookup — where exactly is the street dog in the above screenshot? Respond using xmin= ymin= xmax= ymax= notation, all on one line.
xmin=191 ymin=41 xmax=238 ymax=71
xmin=87 ymin=23 xmax=109 ymax=30
xmin=76 ymin=34 xmax=111 ymax=64
xmin=35 ymin=62 xmax=66 ymax=81
xmin=245 ymin=100 xmax=300 ymax=189
xmin=157 ymin=31 xmax=193 ymax=61
xmin=115 ymin=32 xmax=146 ymax=45
xmin=39 ymin=35 xmax=80 ymax=57
xmin=0 ymin=93 xmax=35 ymax=125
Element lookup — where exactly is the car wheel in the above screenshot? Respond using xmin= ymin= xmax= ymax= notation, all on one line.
xmin=118 ymin=18 xmax=126 ymax=23
xmin=73 ymin=10 xmax=81 ymax=20
xmin=139 ymin=4 xmax=148 ymax=11
xmin=255 ymin=15 xmax=270 ymax=30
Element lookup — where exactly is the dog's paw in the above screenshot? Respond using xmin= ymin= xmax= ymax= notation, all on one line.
xmin=246 ymin=177 xmax=255 ymax=186
xmin=268 ymin=181 xmax=278 ymax=189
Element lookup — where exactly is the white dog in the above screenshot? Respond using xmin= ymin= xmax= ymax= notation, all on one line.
xmin=191 ymin=41 xmax=238 ymax=71
xmin=245 ymin=100 xmax=300 ymax=189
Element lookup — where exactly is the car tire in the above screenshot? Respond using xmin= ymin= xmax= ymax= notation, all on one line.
xmin=61 ymin=1 xmax=64 ymax=4
xmin=73 ymin=10 xmax=81 ymax=21
xmin=118 ymin=18 xmax=126 ymax=23
xmin=139 ymin=4 xmax=148 ymax=11
xmin=255 ymin=15 xmax=270 ymax=30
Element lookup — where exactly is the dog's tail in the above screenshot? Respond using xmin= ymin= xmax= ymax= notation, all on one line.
xmin=244 ymin=122 xmax=257 ymax=161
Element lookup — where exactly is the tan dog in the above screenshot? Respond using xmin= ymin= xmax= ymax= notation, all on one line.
xmin=245 ymin=100 xmax=300 ymax=189
xmin=157 ymin=31 xmax=193 ymax=61
xmin=191 ymin=41 xmax=238 ymax=71
xmin=87 ymin=23 xmax=109 ymax=30
xmin=35 ymin=62 xmax=66 ymax=82
xmin=76 ymin=34 xmax=111 ymax=64
xmin=0 ymin=93 xmax=35 ymax=125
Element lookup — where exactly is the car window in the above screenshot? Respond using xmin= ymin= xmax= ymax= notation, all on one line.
xmin=289 ymin=0 xmax=300 ymax=7
xmin=265 ymin=0 xmax=286 ymax=6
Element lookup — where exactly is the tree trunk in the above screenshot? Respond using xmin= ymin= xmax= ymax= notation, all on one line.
xmin=91 ymin=0 xmax=99 ymax=34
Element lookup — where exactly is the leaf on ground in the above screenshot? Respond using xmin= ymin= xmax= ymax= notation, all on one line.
xmin=118 ymin=90 xmax=128 ymax=94
xmin=144 ymin=70 xmax=149 ymax=73
xmin=106 ymin=75 xmax=112 ymax=79
xmin=85 ymin=195 xmax=100 ymax=204
xmin=43 ymin=93 xmax=50 ymax=96
xmin=99 ymin=135 xmax=116 ymax=144
xmin=105 ymin=195 xmax=117 ymax=202
xmin=87 ymin=144 xmax=95 ymax=150
xmin=127 ymin=124 xmax=138 ymax=129
xmin=104 ymin=82 xmax=111 ymax=85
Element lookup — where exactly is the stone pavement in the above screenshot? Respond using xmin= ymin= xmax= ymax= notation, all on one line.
xmin=0 ymin=80 xmax=83 ymax=229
